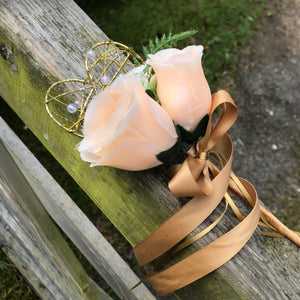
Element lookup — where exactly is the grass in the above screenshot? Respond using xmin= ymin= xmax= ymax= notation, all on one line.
xmin=76 ymin=0 xmax=267 ymax=91
xmin=0 ymin=0 xmax=268 ymax=298
xmin=0 ymin=251 xmax=36 ymax=300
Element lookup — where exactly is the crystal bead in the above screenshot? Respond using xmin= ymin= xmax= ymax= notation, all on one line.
xmin=67 ymin=103 xmax=79 ymax=114
xmin=87 ymin=49 xmax=96 ymax=60
xmin=100 ymin=75 xmax=111 ymax=85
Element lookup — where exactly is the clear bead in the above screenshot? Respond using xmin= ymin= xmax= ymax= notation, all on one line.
xmin=100 ymin=75 xmax=111 ymax=85
xmin=67 ymin=103 xmax=79 ymax=114
xmin=87 ymin=49 xmax=96 ymax=60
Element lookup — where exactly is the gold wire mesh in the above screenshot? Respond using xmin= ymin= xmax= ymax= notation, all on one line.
xmin=45 ymin=40 xmax=144 ymax=137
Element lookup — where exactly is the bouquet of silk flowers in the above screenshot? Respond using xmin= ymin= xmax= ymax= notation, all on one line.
xmin=45 ymin=31 xmax=300 ymax=296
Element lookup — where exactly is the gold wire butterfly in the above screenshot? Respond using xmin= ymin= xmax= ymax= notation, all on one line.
xmin=45 ymin=40 xmax=144 ymax=137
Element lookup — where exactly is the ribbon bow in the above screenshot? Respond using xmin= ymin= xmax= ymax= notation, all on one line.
xmin=169 ymin=90 xmax=238 ymax=197
xmin=134 ymin=91 xmax=244 ymax=269
xmin=134 ymin=90 xmax=299 ymax=295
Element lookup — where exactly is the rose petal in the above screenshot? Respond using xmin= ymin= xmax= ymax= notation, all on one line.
xmin=147 ymin=45 xmax=211 ymax=131
xmin=78 ymin=74 xmax=178 ymax=170
xmin=92 ymin=140 xmax=162 ymax=170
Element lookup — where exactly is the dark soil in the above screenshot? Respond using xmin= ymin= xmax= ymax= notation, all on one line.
xmin=230 ymin=0 xmax=300 ymax=230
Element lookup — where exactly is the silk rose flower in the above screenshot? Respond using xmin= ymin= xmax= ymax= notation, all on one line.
xmin=147 ymin=45 xmax=212 ymax=131
xmin=77 ymin=74 xmax=178 ymax=171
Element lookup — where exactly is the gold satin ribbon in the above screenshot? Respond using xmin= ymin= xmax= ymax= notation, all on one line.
xmin=133 ymin=90 xmax=300 ymax=296
xmin=134 ymin=135 xmax=233 ymax=266
xmin=228 ymin=172 xmax=300 ymax=243
xmin=134 ymin=91 xmax=236 ymax=265
xmin=149 ymin=178 xmax=260 ymax=295
xmin=168 ymin=90 xmax=238 ymax=198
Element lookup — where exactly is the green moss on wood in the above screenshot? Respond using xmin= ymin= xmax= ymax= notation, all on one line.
xmin=0 ymin=37 xmax=170 ymax=245
xmin=0 ymin=36 xmax=247 ymax=299
xmin=0 ymin=139 xmax=105 ymax=299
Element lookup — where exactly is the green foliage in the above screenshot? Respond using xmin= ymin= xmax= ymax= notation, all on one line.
xmin=0 ymin=251 xmax=35 ymax=300
xmin=0 ymin=260 xmax=12 ymax=271
xmin=177 ymin=114 xmax=209 ymax=143
xmin=156 ymin=137 xmax=182 ymax=166
xmin=75 ymin=0 xmax=267 ymax=91
xmin=142 ymin=30 xmax=197 ymax=58
xmin=131 ymin=55 xmax=141 ymax=66
xmin=0 ymin=1 xmax=268 ymax=298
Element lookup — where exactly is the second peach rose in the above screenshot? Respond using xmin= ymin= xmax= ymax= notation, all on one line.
xmin=147 ymin=45 xmax=212 ymax=132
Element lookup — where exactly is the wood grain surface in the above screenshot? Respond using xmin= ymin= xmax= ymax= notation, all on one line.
xmin=0 ymin=138 xmax=111 ymax=300
xmin=0 ymin=0 xmax=299 ymax=299
xmin=0 ymin=116 xmax=155 ymax=300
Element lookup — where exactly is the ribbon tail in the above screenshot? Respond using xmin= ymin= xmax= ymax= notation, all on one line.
xmin=228 ymin=173 xmax=300 ymax=247
xmin=259 ymin=205 xmax=300 ymax=247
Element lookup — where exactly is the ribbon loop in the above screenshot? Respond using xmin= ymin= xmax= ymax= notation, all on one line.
xmin=133 ymin=89 xmax=300 ymax=296
xmin=168 ymin=90 xmax=238 ymax=198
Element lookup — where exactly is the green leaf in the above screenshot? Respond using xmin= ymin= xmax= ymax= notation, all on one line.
xmin=142 ymin=45 xmax=149 ymax=59
xmin=149 ymin=39 xmax=155 ymax=54
xmin=145 ymin=88 xmax=156 ymax=100
xmin=143 ymin=30 xmax=197 ymax=58
xmin=176 ymin=114 xmax=209 ymax=143
xmin=156 ymin=138 xmax=182 ymax=166
xmin=132 ymin=56 xmax=141 ymax=66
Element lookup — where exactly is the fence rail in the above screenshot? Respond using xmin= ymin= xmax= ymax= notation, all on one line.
xmin=0 ymin=0 xmax=299 ymax=299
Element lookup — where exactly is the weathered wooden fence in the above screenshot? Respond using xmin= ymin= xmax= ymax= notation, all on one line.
xmin=0 ymin=0 xmax=299 ymax=299
xmin=0 ymin=117 xmax=155 ymax=300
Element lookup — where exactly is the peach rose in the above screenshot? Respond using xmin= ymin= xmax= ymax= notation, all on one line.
xmin=77 ymin=74 xmax=178 ymax=170
xmin=147 ymin=45 xmax=211 ymax=131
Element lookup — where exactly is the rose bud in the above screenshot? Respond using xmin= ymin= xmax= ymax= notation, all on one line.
xmin=77 ymin=74 xmax=178 ymax=171
xmin=147 ymin=45 xmax=212 ymax=132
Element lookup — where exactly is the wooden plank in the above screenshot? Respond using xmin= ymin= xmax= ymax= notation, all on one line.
xmin=0 ymin=0 xmax=299 ymax=299
xmin=0 ymin=116 xmax=155 ymax=300
xmin=0 ymin=139 xmax=111 ymax=300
